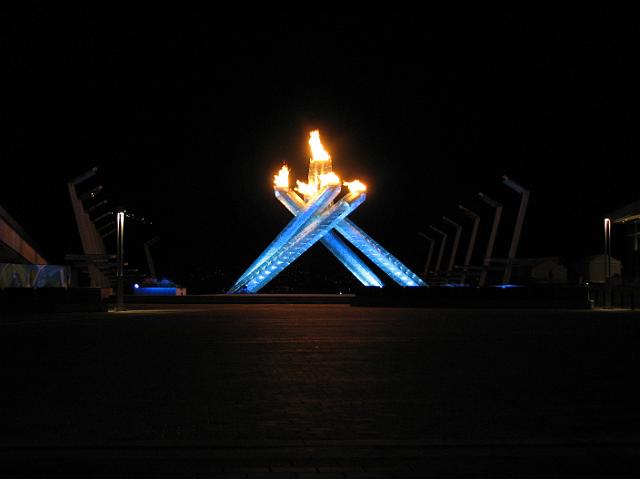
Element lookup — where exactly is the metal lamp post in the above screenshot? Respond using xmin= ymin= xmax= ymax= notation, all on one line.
xmin=478 ymin=193 xmax=503 ymax=287
xmin=459 ymin=205 xmax=480 ymax=284
xmin=116 ymin=211 xmax=125 ymax=311
xmin=428 ymin=225 xmax=447 ymax=273
xmin=604 ymin=217 xmax=611 ymax=282
xmin=502 ymin=176 xmax=530 ymax=284
xmin=418 ymin=232 xmax=435 ymax=277
xmin=442 ymin=216 xmax=462 ymax=274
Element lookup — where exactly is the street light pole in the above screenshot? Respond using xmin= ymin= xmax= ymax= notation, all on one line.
xmin=442 ymin=216 xmax=462 ymax=273
xmin=502 ymin=176 xmax=530 ymax=284
xmin=604 ymin=217 xmax=611 ymax=282
xmin=459 ymin=205 xmax=480 ymax=285
xmin=429 ymin=225 xmax=447 ymax=273
xmin=478 ymin=193 xmax=503 ymax=287
xmin=116 ymin=211 xmax=125 ymax=311
xmin=417 ymin=232 xmax=435 ymax=278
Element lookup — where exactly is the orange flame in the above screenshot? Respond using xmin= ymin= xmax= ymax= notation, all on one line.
xmin=319 ymin=172 xmax=340 ymax=187
xmin=309 ymin=130 xmax=331 ymax=162
xmin=274 ymin=165 xmax=290 ymax=188
xmin=295 ymin=180 xmax=316 ymax=197
xmin=344 ymin=180 xmax=366 ymax=194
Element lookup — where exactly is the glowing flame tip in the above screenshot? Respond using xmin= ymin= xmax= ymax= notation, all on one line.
xmin=344 ymin=180 xmax=366 ymax=194
xmin=274 ymin=165 xmax=290 ymax=188
xmin=309 ymin=130 xmax=331 ymax=162
xmin=295 ymin=180 xmax=316 ymax=197
xmin=319 ymin=172 xmax=341 ymax=187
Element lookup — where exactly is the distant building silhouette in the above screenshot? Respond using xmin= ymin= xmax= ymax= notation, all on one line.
xmin=575 ymin=254 xmax=622 ymax=284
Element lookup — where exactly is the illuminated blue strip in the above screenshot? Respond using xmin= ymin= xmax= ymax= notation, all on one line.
xmin=228 ymin=185 xmax=341 ymax=293
xmin=335 ymin=219 xmax=427 ymax=287
xmin=278 ymin=190 xmax=425 ymax=287
xmin=276 ymin=190 xmax=384 ymax=288
xmin=320 ymin=233 xmax=384 ymax=287
xmin=241 ymin=193 xmax=366 ymax=293
xmin=134 ymin=287 xmax=177 ymax=296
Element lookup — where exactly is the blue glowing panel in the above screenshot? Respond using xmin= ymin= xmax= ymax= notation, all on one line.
xmin=334 ymin=219 xmax=427 ymax=287
xmin=228 ymin=185 xmax=341 ymax=293
xmin=228 ymin=183 xmax=427 ymax=293
xmin=134 ymin=287 xmax=178 ymax=296
xmin=276 ymin=189 xmax=384 ymax=288
xmin=239 ymin=192 xmax=367 ymax=293
xmin=320 ymin=232 xmax=384 ymax=287
xmin=278 ymin=189 xmax=425 ymax=288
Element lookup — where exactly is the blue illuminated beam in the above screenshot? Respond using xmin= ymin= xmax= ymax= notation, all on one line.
xmin=278 ymin=188 xmax=425 ymax=287
xmin=276 ymin=189 xmax=384 ymax=288
xmin=228 ymin=185 xmax=341 ymax=293
xmin=334 ymin=219 xmax=427 ymax=287
xmin=239 ymin=191 xmax=367 ymax=293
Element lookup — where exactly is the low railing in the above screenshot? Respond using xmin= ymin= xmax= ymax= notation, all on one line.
xmin=588 ymin=284 xmax=639 ymax=309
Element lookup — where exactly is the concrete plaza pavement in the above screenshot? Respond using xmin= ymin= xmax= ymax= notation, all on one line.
xmin=1 ymin=304 xmax=639 ymax=476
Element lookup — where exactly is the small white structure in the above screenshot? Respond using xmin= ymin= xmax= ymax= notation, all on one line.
xmin=529 ymin=257 xmax=568 ymax=283
xmin=575 ymin=254 xmax=622 ymax=284
xmin=512 ymin=257 xmax=568 ymax=284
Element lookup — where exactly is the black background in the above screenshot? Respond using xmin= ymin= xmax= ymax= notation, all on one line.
xmin=2 ymin=6 xmax=637 ymax=291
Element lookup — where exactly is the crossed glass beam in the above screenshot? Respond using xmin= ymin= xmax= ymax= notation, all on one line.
xmin=228 ymin=185 xmax=426 ymax=293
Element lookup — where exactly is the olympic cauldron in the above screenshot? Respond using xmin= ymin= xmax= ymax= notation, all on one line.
xmin=228 ymin=131 xmax=426 ymax=293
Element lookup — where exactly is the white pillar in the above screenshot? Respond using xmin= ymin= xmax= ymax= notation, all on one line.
xmin=459 ymin=205 xmax=480 ymax=284
xmin=116 ymin=211 xmax=125 ymax=311
xmin=502 ymin=176 xmax=530 ymax=284
xmin=478 ymin=193 xmax=503 ymax=287
xmin=429 ymin=225 xmax=447 ymax=273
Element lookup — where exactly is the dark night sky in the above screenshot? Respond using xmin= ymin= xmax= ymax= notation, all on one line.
xmin=2 ymin=6 xmax=637 ymax=291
